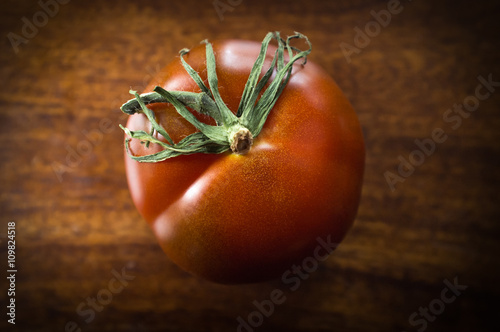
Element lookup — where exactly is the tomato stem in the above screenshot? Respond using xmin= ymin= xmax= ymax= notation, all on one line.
xmin=229 ymin=127 xmax=253 ymax=155
xmin=120 ymin=31 xmax=311 ymax=162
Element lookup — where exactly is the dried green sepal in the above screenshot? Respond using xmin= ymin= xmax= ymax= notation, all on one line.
xmin=120 ymin=31 xmax=311 ymax=162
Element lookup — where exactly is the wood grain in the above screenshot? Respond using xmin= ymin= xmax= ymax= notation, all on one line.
xmin=1 ymin=0 xmax=499 ymax=331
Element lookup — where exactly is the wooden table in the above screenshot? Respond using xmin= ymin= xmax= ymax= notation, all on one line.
xmin=1 ymin=0 xmax=499 ymax=331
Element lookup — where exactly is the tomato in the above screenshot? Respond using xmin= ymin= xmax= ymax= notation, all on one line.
xmin=122 ymin=33 xmax=365 ymax=284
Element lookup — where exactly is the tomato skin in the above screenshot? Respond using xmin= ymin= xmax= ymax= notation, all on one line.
xmin=124 ymin=39 xmax=365 ymax=283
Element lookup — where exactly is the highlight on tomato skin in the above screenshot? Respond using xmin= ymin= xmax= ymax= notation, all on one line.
xmin=120 ymin=32 xmax=365 ymax=284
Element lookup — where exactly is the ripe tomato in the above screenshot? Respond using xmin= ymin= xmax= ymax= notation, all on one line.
xmin=122 ymin=34 xmax=365 ymax=284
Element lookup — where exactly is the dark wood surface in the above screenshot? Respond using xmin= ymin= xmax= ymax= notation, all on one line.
xmin=1 ymin=0 xmax=499 ymax=331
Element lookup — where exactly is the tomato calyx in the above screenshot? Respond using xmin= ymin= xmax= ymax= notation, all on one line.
xmin=119 ymin=31 xmax=312 ymax=162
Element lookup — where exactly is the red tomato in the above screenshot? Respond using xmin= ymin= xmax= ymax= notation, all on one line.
xmin=123 ymin=36 xmax=364 ymax=284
